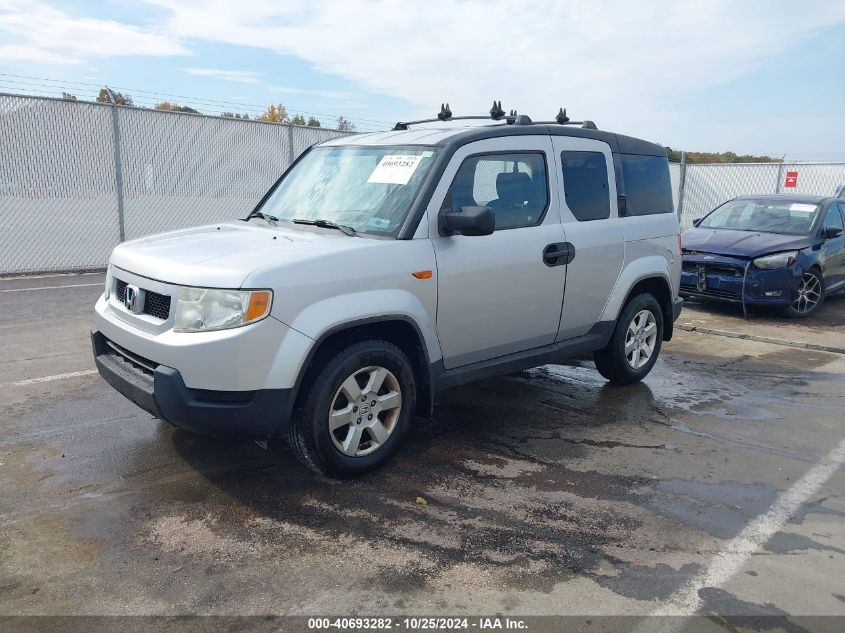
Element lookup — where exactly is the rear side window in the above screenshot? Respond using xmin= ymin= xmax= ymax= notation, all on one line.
xmin=561 ymin=151 xmax=610 ymax=221
xmin=446 ymin=152 xmax=549 ymax=230
xmin=621 ymin=154 xmax=673 ymax=216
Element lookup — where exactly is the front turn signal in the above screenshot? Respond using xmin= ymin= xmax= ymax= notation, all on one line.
xmin=246 ymin=290 xmax=272 ymax=322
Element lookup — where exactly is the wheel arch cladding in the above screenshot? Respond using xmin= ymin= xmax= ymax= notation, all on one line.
xmin=621 ymin=276 xmax=674 ymax=341
xmin=294 ymin=317 xmax=434 ymax=418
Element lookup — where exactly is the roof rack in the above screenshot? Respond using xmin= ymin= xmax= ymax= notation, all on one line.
xmin=393 ymin=102 xmax=597 ymax=131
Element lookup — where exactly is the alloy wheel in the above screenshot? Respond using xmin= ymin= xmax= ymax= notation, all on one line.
xmin=792 ymin=272 xmax=822 ymax=314
xmin=328 ymin=365 xmax=402 ymax=457
xmin=625 ymin=309 xmax=658 ymax=369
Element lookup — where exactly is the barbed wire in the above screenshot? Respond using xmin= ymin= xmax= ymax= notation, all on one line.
xmin=0 ymin=73 xmax=392 ymax=133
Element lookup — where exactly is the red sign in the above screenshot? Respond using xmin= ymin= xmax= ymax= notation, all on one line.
xmin=784 ymin=170 xmax=798 ymax=188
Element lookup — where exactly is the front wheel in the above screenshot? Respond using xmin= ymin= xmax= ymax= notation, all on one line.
xmin=781 ymin=269 xmax=825 ymax=318
xmin=594 ymin=293 xmax=664 ymax=384
xmin=287 ymin=339 xmax=416 ymax=477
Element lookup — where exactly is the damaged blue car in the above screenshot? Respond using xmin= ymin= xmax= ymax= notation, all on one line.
xmin=680 ymin=194 xmax=845 ymax=317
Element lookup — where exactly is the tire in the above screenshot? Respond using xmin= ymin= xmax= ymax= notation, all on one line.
xmin=287 ymin=339 xmax=416 ymax=477
xmin=780 ymin=268 xmax=825 ymax=319
xmin=594 ymin=293 xmax=664 ymax=385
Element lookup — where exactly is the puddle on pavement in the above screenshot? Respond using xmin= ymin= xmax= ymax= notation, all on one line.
xmin=763 ymin=531 xmax=845 ymax=556
xmin=648 ymin=479 xmax=778 ymax=539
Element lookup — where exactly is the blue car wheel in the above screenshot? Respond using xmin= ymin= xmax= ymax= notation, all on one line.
xmin=782 ymin=269 xmax=825 ymax=318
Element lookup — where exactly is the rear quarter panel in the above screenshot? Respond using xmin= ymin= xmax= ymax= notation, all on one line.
xmin=600 ymin=214 xmax=680 ymax=322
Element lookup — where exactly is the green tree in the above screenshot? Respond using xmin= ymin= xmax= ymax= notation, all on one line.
xmin=663 ymin=146 xmax=781 ymax=164
xmin=155 ymin=101 xmax=199 ymax=113
xmin=96 ymin=88 xmax=132 ymax=105
xmin=336 ymin=116 xmax=355 ymax=132
xmin=306 ymin=116 xmax=321 ymax=128
xmin=290 ymin=114 xmax=306 ymax=126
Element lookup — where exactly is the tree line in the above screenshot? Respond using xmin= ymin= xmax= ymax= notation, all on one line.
xmin=60 ymin=89 xmax=356 ymax=131
xmin=664 ymin=146 xmax=781 ymax=164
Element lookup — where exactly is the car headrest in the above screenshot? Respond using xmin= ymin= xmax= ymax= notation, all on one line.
xmin=496 ymin=172 xmax=532 ymax=207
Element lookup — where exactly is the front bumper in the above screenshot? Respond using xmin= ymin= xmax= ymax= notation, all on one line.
xmin=679 ymin=254 xmax=802 ymax=305
xmin=92 ymin=330 xmax=292 ymax=438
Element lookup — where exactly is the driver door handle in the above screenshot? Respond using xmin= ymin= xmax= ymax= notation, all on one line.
xmin=543 ymin=242 xmax=575 ymax=267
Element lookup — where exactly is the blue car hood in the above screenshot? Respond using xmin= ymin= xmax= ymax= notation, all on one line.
xmin=681 ymin=228 xmax=812 ymax=258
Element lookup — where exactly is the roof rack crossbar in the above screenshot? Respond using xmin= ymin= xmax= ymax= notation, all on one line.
xmin=533 ymin=120 xmax=598 ymax=129
xmin=392 ymin=102 xmax=595 ymax=131
xmin=394 ymin=115 xmax=497 ymax=131
xmin=394 ymin=100 xmax=518 ymax=130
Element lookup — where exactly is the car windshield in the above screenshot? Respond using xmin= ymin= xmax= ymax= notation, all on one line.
xmin=257 ymin=145 xmax=439 ymax=237
xmin=699 ymin=199 xmax=820 ymax=235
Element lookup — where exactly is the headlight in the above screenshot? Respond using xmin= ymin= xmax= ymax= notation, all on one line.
xmin=104 ymin=264 xmax=112 ymax=300
xmin=174 ymin=287 xmax=272 ymax=332
xmin=753 ymin=251 xmax=798 ymax=270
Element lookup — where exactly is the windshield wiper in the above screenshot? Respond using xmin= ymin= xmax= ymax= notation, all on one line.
xmin=292 ymin=218 xmax=357 ymax=236
xmin=243 ymin=211 xmax=278 ymax=225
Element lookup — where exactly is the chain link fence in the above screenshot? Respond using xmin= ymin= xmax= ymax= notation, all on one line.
xmin=0 ymin=93 xmax=350 ymax=275
xmin=3 ymin=91 xmax=845 ymax=274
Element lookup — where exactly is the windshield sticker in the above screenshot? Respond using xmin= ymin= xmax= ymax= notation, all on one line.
xmin=789 ymin=203 xmax=816 ymax=213
xmin=367 ymin=155 xmax=423 ymax=185
xmin=367 ymin=217 xmax=391 ymax=230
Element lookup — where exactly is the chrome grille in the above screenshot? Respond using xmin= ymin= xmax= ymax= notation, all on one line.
xmin=113 ymin=278 xmax=171 ymax=320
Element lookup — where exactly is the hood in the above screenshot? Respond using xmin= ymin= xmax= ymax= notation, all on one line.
xmin=110 ymin=222 xmax=372 ymax=288
xmin=681 ymin=227 xmax=812 ymax=259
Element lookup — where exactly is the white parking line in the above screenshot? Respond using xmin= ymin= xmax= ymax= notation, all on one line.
xmin=640 ymin=435 xmax=845 ymax=626
xmin=0 ymin=283 xmax=103 ymax=293
xmin=6 ymin=370 xmax=98 ymax=387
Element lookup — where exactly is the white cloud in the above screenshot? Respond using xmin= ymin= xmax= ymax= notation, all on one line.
xmin=180 ymin=66 xmax=354 ymax=100
xmin=146 ymin=0 xmax=845 ymax=147
xmin=0 ymin=0 xmax=188 ymax=65
xmin=0 ymin=43 xmax=83 ymax=65
xmin=182 ymin=67 xmax=262 ymax=83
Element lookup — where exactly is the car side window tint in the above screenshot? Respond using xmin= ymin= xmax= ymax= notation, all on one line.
xmin=620 ymin=154 xmax=674 ymax=216
xmin=561 ymin=151 xmax=610 ymax=221
xmin=446 ymin=153 xmax=548 ymax=230
xmin=827 ymin=204 xmax=845 ymax=230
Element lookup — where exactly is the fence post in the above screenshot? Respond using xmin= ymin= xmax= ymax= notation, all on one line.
xmin=110 ymin=104 xmax=127 ymax=242
xmin=677 ymin=151 xmax=687 ymax=221
xmin=287 ymin=123 xmax=296 ymax=168
xmin=775 ymin=160 xmax=784 ymax=194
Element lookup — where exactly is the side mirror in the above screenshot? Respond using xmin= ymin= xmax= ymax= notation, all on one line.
xmin=824 ymin=226 xmax=844 ymax=239
xmin=440 ymin=206 xmax=495 ymax=236
xmin=692 ymin=218 xmax=703 ymax=227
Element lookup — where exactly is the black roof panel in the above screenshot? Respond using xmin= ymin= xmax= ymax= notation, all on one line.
xmin=437 ymin=124 xmax=667 ymax=157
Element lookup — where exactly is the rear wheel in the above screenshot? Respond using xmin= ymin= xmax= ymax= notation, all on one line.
xmin=594 ymin=293 xmax=664 ymax=384
xmin=287 ymin=339 xmax=416 ymax=477
xmin=781 ymin=269 xmax=825 ymax=318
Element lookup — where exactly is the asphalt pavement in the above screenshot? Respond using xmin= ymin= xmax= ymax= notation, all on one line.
xmin=1 ymin=273 xmax=843 ymax=630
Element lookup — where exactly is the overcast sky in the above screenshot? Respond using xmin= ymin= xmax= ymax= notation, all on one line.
xmin=1 ymin=0 xmax=844 ymax=157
